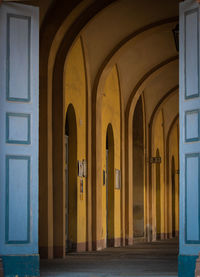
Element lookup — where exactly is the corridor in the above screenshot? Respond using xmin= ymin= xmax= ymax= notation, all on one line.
xmin=41 ymin=239 xmax=178 ymax=277
xmin=1 ymin=1 xmax=199 ymax=276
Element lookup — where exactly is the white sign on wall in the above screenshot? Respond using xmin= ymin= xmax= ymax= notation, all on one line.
xmin=115 ymin=169 xmax=121 ymax=190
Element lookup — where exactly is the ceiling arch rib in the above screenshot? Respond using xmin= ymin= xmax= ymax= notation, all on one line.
xmin=143 ymin=60 xmax=178 ymax=122
xmin=149 ymin=85 xmax=179 ymax=128
xmin=83 ymin=0 xmax=179 ymax=88
xmin=91 ymin=18 xmax=178 ymax=107
xmin=125 ymin=55 xmax=178 ymax=121
xmin=150 ymin=91 xmax=179 ymax=156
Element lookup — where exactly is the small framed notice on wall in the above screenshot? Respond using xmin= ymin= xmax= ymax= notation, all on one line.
xmin=78 ymin=160 xmax=83 ymax=177
xmin=115 ymin=169 xmax=121 ymax=190
xmin=83 ymin=159 xmax=87 ymax=177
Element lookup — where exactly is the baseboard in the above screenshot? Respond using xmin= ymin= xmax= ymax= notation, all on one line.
xmin=39 ymin=246 xmax=53 ymax=259
xmin=107 ymin=238 xmax=121 ymax=248
xmin=178 ymin=254 xmax=198 ymax=277
xmin=77 ymin=242 xmax=86 ymax=252
xmin=0 ymin=258 xmax=4 ymax=277
xmin=1 ymin=254 xmax=39 ymax=277
xmin=125 ymin=237 xmax=133 ymax=245
xmin=133 ymin=237 xmax=146 ymax=243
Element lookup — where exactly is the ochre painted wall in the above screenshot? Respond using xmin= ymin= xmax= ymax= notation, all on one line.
xmin=64 ymin=37 xmax=87 ymax=250
xmin=101 ymin=66 xmax=121 ymax=246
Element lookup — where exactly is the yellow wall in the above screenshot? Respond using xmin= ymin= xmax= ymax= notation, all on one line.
xmin=168 ymin=121 xmax=179 ymax=235
xmin=101 ymin=66 xmax=121 ymax=245
xmin=64 ymin=37 xmax=87 ymax=248
xmin=152 ymin=110 xmax=165 ymax=237
xmin=39 ymin=0 xmax=180 ymax=257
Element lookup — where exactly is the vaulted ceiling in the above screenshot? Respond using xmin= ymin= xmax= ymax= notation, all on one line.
xmin=18 ymin=0 xmax=179 ymax=128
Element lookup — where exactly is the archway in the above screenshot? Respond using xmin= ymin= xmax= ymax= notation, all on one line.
xmin=156 ymin=148 xmax=161 ymax=240
xmin=132 ymin=96 xmax=144 ymax=239
xmin=65 ymin=104 xmax=77 ymax=252
xmin=106 ymin=124 xmax=115 ymax=247
xmin=38 ymin=0 xmax=180 ymax=264
xmin=171 ymin=155 xmax=176 ymax=238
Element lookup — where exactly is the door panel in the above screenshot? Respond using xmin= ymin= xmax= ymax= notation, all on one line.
xmin=180 ymin=0 xmax=200 ymax=255
xmin=0 ymin=3 xmax=39 ymax=255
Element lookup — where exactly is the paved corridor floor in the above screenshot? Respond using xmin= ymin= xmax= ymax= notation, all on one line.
xmin=40 ymin=239 xmax=178 ymax=277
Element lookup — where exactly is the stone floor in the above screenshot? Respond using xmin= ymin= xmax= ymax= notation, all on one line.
xmin=40 ymin=239 xmax=178 ymax=277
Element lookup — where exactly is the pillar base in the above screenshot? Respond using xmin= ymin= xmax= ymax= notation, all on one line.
xmin=1 ymin=254 xmax=39 ymax=277
xmin=178 ymin=254 xmax=198 ymax=277
xmin=39 ymin=246 xmax=53 ymax=259
xmin=125 ymin=237 xmax=133 ymax=246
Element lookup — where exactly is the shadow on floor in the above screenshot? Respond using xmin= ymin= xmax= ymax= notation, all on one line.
xmin=40 ymin=239 xmax=178 ymax=277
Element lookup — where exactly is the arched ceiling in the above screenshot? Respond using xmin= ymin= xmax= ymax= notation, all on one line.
xmin=19 ymin=0 xmax=179 ymax=123
xmin=162 ymin=92 xmax=179 ymax=138
xmin=81 ymin=0 xmax=179 ymax=87
xmin=151 ymin=91 xmax=179 ymax=144
xmin=144 ymin=60 xmax=178 ymax=122
xmin=79 ymin=0 xmax=179 ymax=121
xmin=116 ymin=23 xmax=178 ymax=106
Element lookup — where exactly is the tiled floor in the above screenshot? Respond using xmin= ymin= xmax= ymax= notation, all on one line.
xmin=40 ymin=239 xmax=178 ymax=277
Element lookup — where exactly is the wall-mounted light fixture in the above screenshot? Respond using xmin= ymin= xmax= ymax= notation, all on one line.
xmin=173 ymin=24 xmax=179 ymax=52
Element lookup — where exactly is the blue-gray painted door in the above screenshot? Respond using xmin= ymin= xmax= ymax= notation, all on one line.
xmin=0 ymin=3 xmax=39 ymax=256
xmin=179 ymin=0 xmax=200 ymax=266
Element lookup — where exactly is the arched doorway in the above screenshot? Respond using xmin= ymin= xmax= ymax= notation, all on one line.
xmin=133 ymin=96 xmax=144 ymax=239
xmin=65 ymin=104 xmax=77 ymax=252
xmin=156 ymin=149 xmax=161 ymax=240
xmin=106 ymin=124 xmax=115 ymax=247
xmin=171 ymin=156 xmax=176 ymax=238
